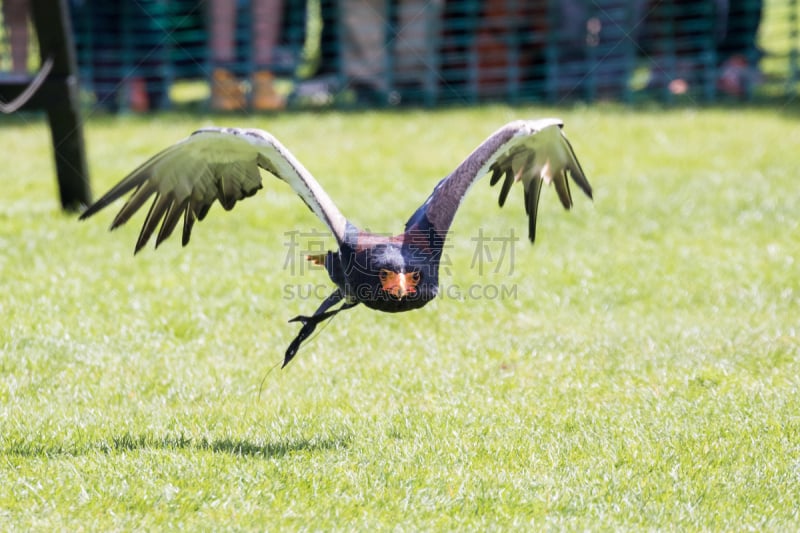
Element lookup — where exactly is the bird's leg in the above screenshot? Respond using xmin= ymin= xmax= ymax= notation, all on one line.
xmin=283 ymin=290 xmax=358 ymax=367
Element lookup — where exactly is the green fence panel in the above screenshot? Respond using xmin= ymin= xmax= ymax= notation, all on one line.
xmin=3 ymin=0 xmax=797 ymax=110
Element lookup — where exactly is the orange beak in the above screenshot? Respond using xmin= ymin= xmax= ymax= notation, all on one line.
xmin=379 ymin=270 xmax=419 ymax=299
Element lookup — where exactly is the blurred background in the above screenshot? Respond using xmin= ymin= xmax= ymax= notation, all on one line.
xmin=1 ymin=0 xmax=794 ymax=113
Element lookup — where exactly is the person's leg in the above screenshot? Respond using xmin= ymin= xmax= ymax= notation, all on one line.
xmin=394 ymin=0 xmax=443 ymax=102
xmin=210 ymin=0 xmax=237 ymax=65
xmin=209 ymin=0 xmax=245 ymax=110
xmin=2 ymin=0 xmax=29 ymax=74
xmin=251 ymin=0 xmax=286 ymax=110
xmin=90 ymin=1 xmax=123 ymax=112
xmin=717 ymin=0 xmax=764 ymax=96
xmin=342 ymin=0 xmax=389 ymax=101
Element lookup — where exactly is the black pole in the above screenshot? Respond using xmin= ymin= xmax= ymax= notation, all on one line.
xmin=30 ymin=0 xmax=91 ymax=211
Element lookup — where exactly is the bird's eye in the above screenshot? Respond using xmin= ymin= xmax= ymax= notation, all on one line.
xmin=410 ymin=271 xmax=421 ymax=282
xmin=379 ymin=269 xmax=390 ymax=281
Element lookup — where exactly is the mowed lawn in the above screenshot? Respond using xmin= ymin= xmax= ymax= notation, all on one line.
xmin=1 ymin=104 xmax=798 ymax=530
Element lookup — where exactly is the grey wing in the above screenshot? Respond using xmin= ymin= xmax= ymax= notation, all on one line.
xmin=80 ymin=127 xmax=348 ymax=253
xmin=415 ymin=119 xmax=592 ymax=242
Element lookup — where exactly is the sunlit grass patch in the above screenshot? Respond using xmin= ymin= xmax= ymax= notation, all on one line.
xmin=1 ymin=104 xmax=798 ymax=529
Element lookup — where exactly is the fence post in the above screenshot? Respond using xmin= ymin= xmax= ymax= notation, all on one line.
xmin=30 ymin=0 xmax=91 ymax=211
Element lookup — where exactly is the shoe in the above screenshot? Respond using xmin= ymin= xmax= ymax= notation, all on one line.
xmin=717 ymin=55 xmax=762 ymax=98
xmin=211 ymin=68 xmax=245 ymax=111
xmin=129 ymin=77 xmax=149 ymax=112
xmin=289 ymin=75 xmax=340 ymax=107
xmin=351 ymin=82 xmax=393 ymax=106
xmin=252 ymin=71 xmax=285 ymax=111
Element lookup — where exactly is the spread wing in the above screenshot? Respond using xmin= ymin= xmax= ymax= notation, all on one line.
xmin=407 ymin=119 xmax=592 ymax=242
xmin=79 ymin=127 xmax=348 ymax=253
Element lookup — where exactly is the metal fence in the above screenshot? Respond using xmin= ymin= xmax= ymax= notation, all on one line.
xmin=2 ymin=0 xmax=797 ymax=111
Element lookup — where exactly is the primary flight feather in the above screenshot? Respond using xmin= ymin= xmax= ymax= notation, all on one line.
xmin=80 ymin=119 xmax=593 ymax=367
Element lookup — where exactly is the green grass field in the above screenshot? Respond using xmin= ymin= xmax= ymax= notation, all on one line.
xmin=1 ymin=104 xmax=799 ymax=530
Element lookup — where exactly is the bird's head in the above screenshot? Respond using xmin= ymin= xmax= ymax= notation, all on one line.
xmin=341 ymin=238 xmax=437 ymax=312
xmin=370 ymin=244 xmax=422 ymax=301
xmin=378 ymin=268 xmax=421 ymax=300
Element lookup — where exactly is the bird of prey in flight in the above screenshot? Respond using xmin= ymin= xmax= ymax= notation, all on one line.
xmin=81 ymin=119 xmax=592 ymax=367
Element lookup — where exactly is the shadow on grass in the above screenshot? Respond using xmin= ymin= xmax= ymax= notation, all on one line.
xmin=111 ymin=432 xmax=352 ymax=458
xmin=3 ymin=432 xmax=351 ymax=459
